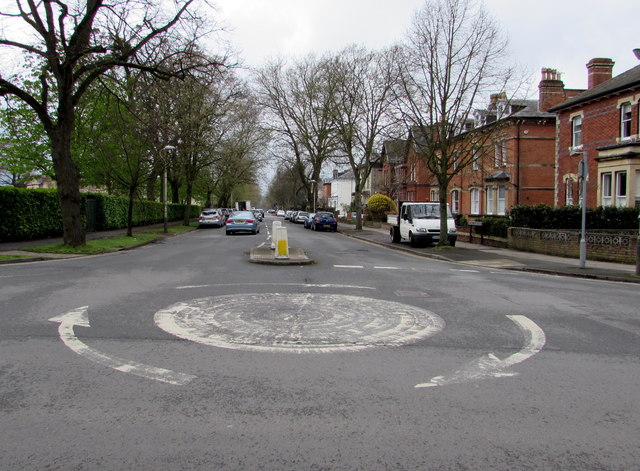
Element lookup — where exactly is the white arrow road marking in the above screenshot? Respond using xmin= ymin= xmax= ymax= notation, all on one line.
xmin=49 ymin=307 xmax=196 ymax=386
xmin=416 ymin=315 xmax=546 ymax=389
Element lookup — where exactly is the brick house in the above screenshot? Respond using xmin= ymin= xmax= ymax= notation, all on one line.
xmin=448 ymin=85 xmax=558 ymax=218
xmin=379 ymin=69 xmax=588 ymax=219
xmin=550 ymin=58 xmax=640 ymax=209
xmin=379 ymin=130 xmax=439 ymax=202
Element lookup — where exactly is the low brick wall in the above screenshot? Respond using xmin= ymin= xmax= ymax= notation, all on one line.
xmin=508 ymin=227 xmax=638 ymax=264
xmin=457 ymin=226 xmax=508 ymax=248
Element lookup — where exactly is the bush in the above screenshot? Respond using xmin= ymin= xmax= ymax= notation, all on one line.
xmin=510 ymin=204 xmax=639 ymax=230
xmin=0 ymin=187 xmax=201 ymax=242
xmin=477 ymin=217 xmax=510 ymax=238
xmin=366 ymin=194 xmax=397 ymax=222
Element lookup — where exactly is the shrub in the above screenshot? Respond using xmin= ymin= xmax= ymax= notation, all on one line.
xmin=366 ymin=194 xmax=397 ymax=222
xmin=0 ymin=187 xmax=201 ymax=242
xmin=510 ymin=204 xmax=639 ymax=230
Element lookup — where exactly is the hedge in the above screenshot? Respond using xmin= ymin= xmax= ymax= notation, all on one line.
xmin=510 ymin=204 xmax=639 ymax=230
xmin=0 ymin=187 xmax=200 ymax=242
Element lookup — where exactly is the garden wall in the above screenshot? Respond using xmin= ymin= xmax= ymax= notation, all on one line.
xmin=508 ymin=227 xmax=637 ymax=264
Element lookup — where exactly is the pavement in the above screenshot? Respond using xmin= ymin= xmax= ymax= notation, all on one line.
xmin=1 ymin=221 xmax=638 ymax=283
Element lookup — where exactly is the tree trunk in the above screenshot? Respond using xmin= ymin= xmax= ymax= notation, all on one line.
xmin=438 ymin=180 xmax=450 ymax=246
xmin=183 ymin=181 xmax=193 ymax=225
xmin=127 ymin=186 xmax=135 ymax=237
xmin=51 ymin=128 xmax=86 ymax=247
xmin=354 ymin=188 xmax=363 ymax=230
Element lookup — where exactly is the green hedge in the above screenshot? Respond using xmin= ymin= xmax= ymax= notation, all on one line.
xmin=0 ymin=188 xmax=63 ymax=241
xmin=510 ymin=204 xmax=639 ymax=230
xmin=0 ymin=187 xmax=200 ymax=242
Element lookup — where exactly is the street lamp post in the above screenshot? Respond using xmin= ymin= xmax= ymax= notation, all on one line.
xmin=162 ymin=145 xmax=176 ymax=233
xmin=578 ymin=152 xmax=588 ymax=269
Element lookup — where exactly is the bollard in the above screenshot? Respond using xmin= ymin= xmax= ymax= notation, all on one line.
xmin=275 ymin=226 xmax=289 ymax=259
xmin=271 ymin=220 xmax=282 ymax=250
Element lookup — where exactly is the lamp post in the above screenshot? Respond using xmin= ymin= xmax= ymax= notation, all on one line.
xmin=309 ymin=180 xmax=317 ymax=213
xmin=162 ymin=145 xmax=176 ymax=233
xmin=578 ymin=152 xmax=588 ymax=269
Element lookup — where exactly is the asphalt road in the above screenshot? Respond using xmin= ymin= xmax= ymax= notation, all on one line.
xmin=1 ymin=216 xmax=639 ymax=470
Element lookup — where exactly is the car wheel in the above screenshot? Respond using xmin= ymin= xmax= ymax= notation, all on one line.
xmin=226 ymin=231 xmax=232 ymax=236
xmin=409 ymin=233 xmax=418 ymax=248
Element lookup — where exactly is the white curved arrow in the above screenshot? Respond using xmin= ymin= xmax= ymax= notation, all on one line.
xmin=416 ymin=315 xmax=546 ymax=388
xmin=49 ymin=306 xmax=196 ymax=386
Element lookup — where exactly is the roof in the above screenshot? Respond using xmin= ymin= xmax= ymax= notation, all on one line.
xmin=382 ymin=140 xmax=408 ymax=164
xmin=550 ymin=63 xmax=640 ymax=112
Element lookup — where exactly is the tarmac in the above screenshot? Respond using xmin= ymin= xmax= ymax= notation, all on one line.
xmin=1 ymin=221 xmax=638 ymax=284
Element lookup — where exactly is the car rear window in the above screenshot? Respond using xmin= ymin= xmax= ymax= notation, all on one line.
xmin=316 ymin=212 xmax=333 ymax=218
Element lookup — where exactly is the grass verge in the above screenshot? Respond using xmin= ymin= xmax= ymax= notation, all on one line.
xmin=25 ymin=233 xmax=163 ymax=254
xmin=0 ymin=254 xmax=31 ymax=261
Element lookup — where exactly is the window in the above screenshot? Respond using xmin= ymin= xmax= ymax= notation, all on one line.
xmin=470 ymin=188 xmax=480 ymax=214
xmin=472 ymin=151 xmax=480 ymax=171
xmin=430 ymin=189 xmax=439 ymax=202
xmin=621 ymin=102 xmax=632 ymax=139
xmin=565 ymin=177 xmax=574 ymax=206
xmin=571 ymin=116 xmax=582 ymax=148
xmin=615 ymin=171 xmax=627 ymax=207
xmin=451 ymin=190 xmax=460 ymax=214
xmin=501 ymin=141 xmax=508 ymax=166
xmin=486 ymin=186 xmax=494 ymax=215
xmin=601 ymin=173 xmax=612 ymax=207
xmin=497 ymin=186 xmax=506 ymax=215
xmin=410 ymin=163 xmax=416 ymax=182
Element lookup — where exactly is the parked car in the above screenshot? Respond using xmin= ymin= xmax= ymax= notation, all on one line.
xmin=276 ymin=210 xmax=285 ymax=217
xmin=303 ymin=213 xmax=316 ymax=229
xmin=284 ymin=211 xmax=294 ymax=221
xmin=294 ymin=211 xmax=309 ymax=224
xmin=226 ymin=211 xmax=260 ymax=235
xmin=311 ymin=212 xmax=338 ymax=232
xmin=198 ymin=209 xmax=225 ymax=228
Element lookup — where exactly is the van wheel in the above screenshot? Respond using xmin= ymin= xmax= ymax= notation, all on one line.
xmin=409 ymin=233 xmax=418 ymax=248
xmin=390 ymin=226 xmax=401 ymax=243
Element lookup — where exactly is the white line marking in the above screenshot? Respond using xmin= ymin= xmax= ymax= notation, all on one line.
xmin=416 ymin=314 xmax=546 ymax=388
xmin=49 ymin=307 xmax=196 ymax=386
xmin=334 ymin=265 xmax=364 ymax=269
xmin=374 ymin=266 xmax=400 ymax=270
xmin=175 ymin=283 xmax=376 ymax=290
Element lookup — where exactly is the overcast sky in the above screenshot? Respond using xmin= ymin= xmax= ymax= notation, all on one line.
xmin=214 ymin=0 xmax=639 ymax=94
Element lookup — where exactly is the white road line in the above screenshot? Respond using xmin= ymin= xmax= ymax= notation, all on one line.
xmin=175 ymin=283 xmax=376 ymax=290
xmin=416 ymin=314 xmax=546 ymax=388
xmin=49 ymin=307 xmax=197 ymax=386
xmin=374 ymin=266 xmax=400 ymax=270
xmin=334 ymin=265 xmax=364 ymax=269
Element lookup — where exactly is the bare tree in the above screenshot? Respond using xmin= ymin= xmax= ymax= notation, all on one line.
xmin=329 ymin=45 xmax=402 ymax=230
xmin=396 ymin=0 xmax=517 ymax=245
xmin=255 ymin=55 xmax=338 ymax=205
xmin=0 ymin=0 xmax=222 ymax=246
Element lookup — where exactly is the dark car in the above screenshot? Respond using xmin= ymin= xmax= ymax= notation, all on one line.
xmin=311 ymin=212 xmax=338 ymax=232
xmin=303 ymin=213 xmax=316 ymax=229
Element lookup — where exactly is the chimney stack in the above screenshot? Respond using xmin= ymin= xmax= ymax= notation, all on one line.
xmin=586 ymin=58 xmax=614 ymax=89
xmin=538 ymin=68 xmax=565 ymax=112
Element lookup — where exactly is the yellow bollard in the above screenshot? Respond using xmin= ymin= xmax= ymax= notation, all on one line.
xmin=275 ymin=226 xmax=289 ymax=259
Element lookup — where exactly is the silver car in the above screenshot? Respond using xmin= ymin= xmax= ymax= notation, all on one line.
xmin=198 ymin=209 xmax=225 ymax=228
xmin=225 ymin=211 xmax=260 ymax=235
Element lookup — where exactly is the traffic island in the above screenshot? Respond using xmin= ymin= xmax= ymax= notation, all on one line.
xmin=249 ymin=245 xmax=314 ymax=265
